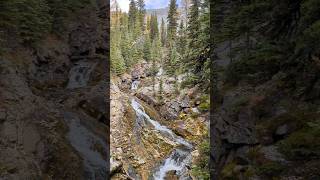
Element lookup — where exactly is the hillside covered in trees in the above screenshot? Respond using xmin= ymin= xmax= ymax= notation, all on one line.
xmin=211 ymin=0 xmax=320 ymax=179
xmin=110 ymin=0 xmax=210 ymax=179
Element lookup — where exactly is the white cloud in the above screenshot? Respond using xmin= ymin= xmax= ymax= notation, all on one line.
xmin=114 ymin=0 xmax=180 ymax=12
xmin=117 ymin=0 xmax=130 ymax=12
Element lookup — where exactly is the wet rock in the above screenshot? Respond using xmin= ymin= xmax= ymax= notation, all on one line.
xmin=165 ymin=170 xmax=179 ymax=180
xmin=260 ymin=146 xmax=287 ymax=163
xmin=275 ymin=124 xmax=289 ymax=137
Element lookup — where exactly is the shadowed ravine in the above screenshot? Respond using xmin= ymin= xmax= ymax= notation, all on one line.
xmin=63 ymin=60 xmax=107 ymax=179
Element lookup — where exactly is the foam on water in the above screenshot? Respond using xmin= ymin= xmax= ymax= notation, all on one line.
xmin=131 ymin=80 xmax=140 ymax=90
xmin=131 ymin=99 xmax=192 ymax=148
xmin=153 ymin=149 xmax=191 ymax=180
xmin=67 ymin=62 xmax=97 ymax=89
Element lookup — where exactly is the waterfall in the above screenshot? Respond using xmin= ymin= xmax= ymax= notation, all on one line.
xmin=63 ymin=112 xmax=107 ymax=180
xmin=130 ymin=98 xmax=193 ymax=179
xmin=131 ymin=80 xmax=140 ymax=90
xmin=67 ymin=61 xmax=97 ymax=89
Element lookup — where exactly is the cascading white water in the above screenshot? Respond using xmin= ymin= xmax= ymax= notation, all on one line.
xmin=156 ymin=67 xmax=164 ymax=77
xmin=67 ymin=62 xmax=97 ymax=89
xmin=63 ymin=112 xmax=107 ymax=180
xmin=153 ymin=149 xmax=192 ymax=180
xmin=131 ymin=80 xmax=140 ymax=90
xmin=130 ymin=98 xmax=193 ymax=179
xmin=131 ymin=99 xmax=192 ymax=148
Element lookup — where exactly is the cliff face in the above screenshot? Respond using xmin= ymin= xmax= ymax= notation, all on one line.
xmin=0 ymin=0 xmax=109 ymax=179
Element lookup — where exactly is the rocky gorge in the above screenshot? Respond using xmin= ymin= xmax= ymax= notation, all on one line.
xmin=110 ymin=62 xmax=209 ymax=179
xmin=0 ymin=0 xmax=109 ymax=179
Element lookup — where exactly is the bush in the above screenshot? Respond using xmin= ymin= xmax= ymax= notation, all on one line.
xmin=191 ymin=139 xmax=210 ymax=179
xmin=257 ymin=162 xmax=285 ymax=177
xmin=225 ymin=42 xmax=288 ymax=85
xmin=278 ymin=121 xmax=320 ymax=160
xmin=181 ymin=75 xmax=199 ymax=88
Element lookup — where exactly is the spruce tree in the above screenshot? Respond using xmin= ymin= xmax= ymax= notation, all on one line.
xmin=160 ymin=18 xmax=166 ymax=47
xmin=184 ymin=0 xmax=201 ymax=76
xmin=128 ymin=0 xmax=137 ymax=31
xmin=137 ymin=0 xmax=146 ymax=32
xmin=150 ymin=14 xmax=159 ymax=41
xmin=158 ymin=77 xmax=164 ymax=103
xmin=177 ymin=20 xmax=186 ymax=58
xmin=167 ymin=0 xmax=178 ymax=45
xmin=143 ymin=34 xmax=152 ymax=61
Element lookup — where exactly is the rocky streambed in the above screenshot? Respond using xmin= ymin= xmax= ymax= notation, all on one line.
xmin=110 ymin=62 xmax=209 ymax=179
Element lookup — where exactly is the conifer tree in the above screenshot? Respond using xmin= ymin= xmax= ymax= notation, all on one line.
xmin=128 ymin=0 xmax=137 ymax=31
xmin=146 ymin=15 xmax=151 ymax=32
xmin=177 ymin=20 xmax=186 ymax=57
xmin=137 ymin=0 xmax=146 ymax=32
xmin=160 ymin=18 xmax=166 ymax=47
xmin=143 ymin=34 xmax=152 ymax=61
xmin=158 ymin=77 xmax=164 ymax=103
xmin=150 ymin=14 xmax=159 ymax=41
xmin=167 ymin=0 xmax=178 ymax=45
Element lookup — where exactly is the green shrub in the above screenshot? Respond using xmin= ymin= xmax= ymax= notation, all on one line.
xmin=181 ymin=75 xmax=199 ymax=88
xmin=257 ymin=109 xmax=319 ymax=140
xmin=257 ymin=162 xmax=285 ymax=177
xmin=191 ymin=139 xmax=210 ymax=179
xmin=198 ymin=102 xmax=209 ymax=112
xmin=278 ymin=121 xmax=320 ymax=160
xmin=225 ymin=42 xmax=287 ymax=85
xmin=221 ymin=161 xmax=238 ymax=179
xmin=198 ymin=94 xmax=210 ymax=112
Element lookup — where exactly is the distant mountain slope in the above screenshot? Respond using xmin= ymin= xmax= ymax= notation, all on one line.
xmin=146 ymin=7 xmax=186 ymax=25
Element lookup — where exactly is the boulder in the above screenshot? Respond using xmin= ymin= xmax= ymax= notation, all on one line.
xmin=275 ymin=124 xmax=289 ymax=137
xmin=259 ymin=146 xmax=288 ymax=163
xmin=165 ymin=170 xmax=179 ymax=180
xmin=136 ymin=93 xmax=158 ymax=107
xmin=180 ymin=96 xmax=190 ymax=108
xmin=160 ymin=100 xmax=182 ymax=120
xmin=110 ymin=158 xmax=123 ymax=175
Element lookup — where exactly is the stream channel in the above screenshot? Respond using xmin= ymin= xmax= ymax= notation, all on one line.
xmin=131 ymin=79 xmax=193 ymax=180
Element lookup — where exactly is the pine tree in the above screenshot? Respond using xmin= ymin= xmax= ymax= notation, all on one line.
xmin=177 ymin=20 xmax=186 ymax=58
xmin=184 ymin=0 xmax=201 ymax=73
xmin=137 ymin=0 xmax=146 ymax=32
xmin=143 ymin=34 xmax=152 ymax=61
xmin=187 ymin=0 xmax=200 ymax=51
xmin=167 ymin=0 xmax=178 ymax=45
xmin=128 ymin=0 xmax=137 ymax=31
xmin=181 ymin=0 xmax=190 ymax=25
xmin=150 ymin=14 xmax=159 ymax=41
xmin=158 ymin=77 xmax=164 ymax=103
xmin=160 ymin=18 xmax=166 ymax=47
xmin=146 ymin=15 xmax=151 ymax=32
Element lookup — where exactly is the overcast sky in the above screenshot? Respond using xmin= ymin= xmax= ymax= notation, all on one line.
xmin=116 ymin=0 xmax=181 ymax=12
